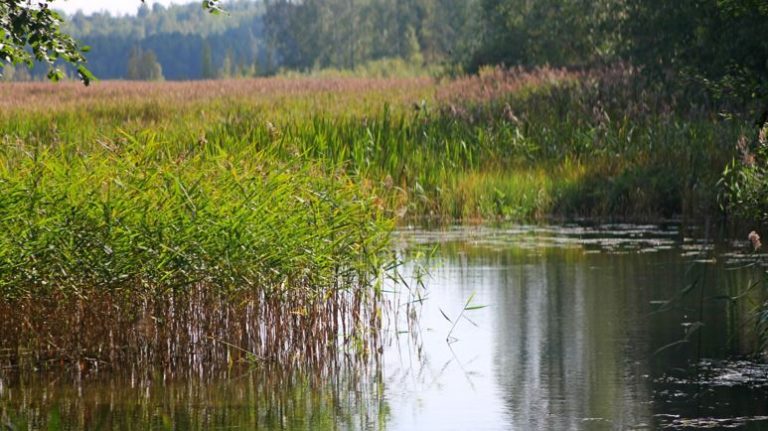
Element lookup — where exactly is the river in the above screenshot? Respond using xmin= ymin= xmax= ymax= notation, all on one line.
xmin=2 ymin=224 xmax=767 ymax=430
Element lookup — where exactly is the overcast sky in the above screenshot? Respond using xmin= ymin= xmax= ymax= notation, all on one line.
xmin=54 ymin=0 xmax=199 ymax=16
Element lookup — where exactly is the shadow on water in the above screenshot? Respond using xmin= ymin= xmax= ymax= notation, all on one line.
xmin=4 ymin=224 xmax=768 ymax=430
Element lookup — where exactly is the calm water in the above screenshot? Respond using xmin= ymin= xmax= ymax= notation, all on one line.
xmin=2 ymin=224 xmax=768 ymax=430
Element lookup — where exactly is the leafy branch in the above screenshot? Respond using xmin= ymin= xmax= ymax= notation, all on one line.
xmin=0 ymin=0 xmax=223 ymax=85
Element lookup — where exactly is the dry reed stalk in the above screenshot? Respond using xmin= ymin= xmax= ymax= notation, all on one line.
xmin=0 ymin=284 xmax=381 ymax=379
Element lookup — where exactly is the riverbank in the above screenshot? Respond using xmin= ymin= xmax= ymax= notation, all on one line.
xmin=0 ymin=68 xmax=761 ymax=368
xmin=2 ymin=68 xmax=752 ymax=225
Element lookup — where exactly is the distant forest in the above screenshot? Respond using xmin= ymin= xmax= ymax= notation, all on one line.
xmin=10 ymin=0 xmax=472 ymax=81
xmin=64 ymin=1 xmax=266 ymax=80
xmin=7 ymin=0 xmax=766 ymax=106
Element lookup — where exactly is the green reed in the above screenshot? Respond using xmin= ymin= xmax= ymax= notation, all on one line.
xmin=0 ymin=132 xmax=392 ymax=298
xmin=0 ymin=69 xmax=750 ymax=297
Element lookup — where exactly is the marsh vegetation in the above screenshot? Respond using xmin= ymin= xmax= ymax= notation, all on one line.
xmin=2 ymin=0 xmax=768 ymax=429
xmin=0 ymin=65 xmax=763 ymax=373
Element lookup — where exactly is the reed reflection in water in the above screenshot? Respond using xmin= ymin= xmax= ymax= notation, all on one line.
xmin=3 ymin=226 xmax=768 ymax=430
xmin=0 ymin=365 xmax=388 ymax=430
xmin=0 ymin=281 xmax=387 ymax=430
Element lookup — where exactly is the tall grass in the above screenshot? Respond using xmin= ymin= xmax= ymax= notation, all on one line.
xmin=0 ymin=134 xmax=391 ymax=297
xmin=0 ymin=68 xmax=752 ymax=369
xmin=0 ymin=70 xmax=746 ymax=225
xmin=0 ymin=80 xmax=403 ymax=370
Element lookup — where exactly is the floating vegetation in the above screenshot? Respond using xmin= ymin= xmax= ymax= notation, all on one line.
xmin=654 ymin=360 xmax=768 ymax=429
xmin=658 ymin=415 xmax=768 ymax=429
xmin=394 ymin=223 xmax=681 ymax=254
xmin=657 ymin=360 xmax=768 ymax=389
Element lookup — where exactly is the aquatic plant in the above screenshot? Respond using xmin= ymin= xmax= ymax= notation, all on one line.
xmin=0 ymin=68 xmax=754 ymax=370
xmin=720 ymin=122 xmax=768 ymax=224
xmin=0 ymin=108 xmax=394 ymax=371
xmin=1 ymin=68 xmax=745 ymax=224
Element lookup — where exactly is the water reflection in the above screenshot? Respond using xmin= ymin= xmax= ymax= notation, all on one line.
xmin=386 ymin=225 xmax=768 ymax=430
xmin=3 ymin=225 xmax=768 ymax=430
xmin=1 ymin=365 xmax=387 ymax=430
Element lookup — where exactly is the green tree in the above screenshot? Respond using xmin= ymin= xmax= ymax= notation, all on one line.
xmin=219 ymin=48 xmax=234 ymax=78
xmin=403 ymin=25 xmax=423 ymax=64
xmin=0 ymin=0 xmax=92 ymax=83
xmin=201 ymin=41 xmax=215 ymax=79
xmin=469 ymin=0 xmax=615 ymax=71
xmin=0 ymin=0 xmax=222 ymax=85
xmin=621 ymin=0 xmax=768 ymax=105
xmin=127 ymin=47 xmax=164 ymax=81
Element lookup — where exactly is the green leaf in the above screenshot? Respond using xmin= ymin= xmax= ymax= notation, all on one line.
xmin=77 ymin=65 xmax=96 ymax=86
xmin=439 ymin=308 xmax=452 ymax=323
xmin=47 ymin=68 xmax=64 ymax=82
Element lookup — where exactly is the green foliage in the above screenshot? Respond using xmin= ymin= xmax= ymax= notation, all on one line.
xmin=263 ymin=0 xmax=474 ymax=72
xmin=0 ymin=83 xmax=398 ymax=297
xmin=65 ymin=0 xmax=261 ymax=40
xmin=201 ymin=41 xmax=215 ymax=79
xmin=469 ymin=0 xmax=619 ymax=71
xmin=720 ymin=124 xmax=768 ymax=223
xmin=0 ymin=68 xmax=751 ymax=298
xmin=0 ymin=0 xmax=91 ymax=83
xmin=1 ymin=0 xmax=225 ymax=84
xmin=126 ymin=47 xmax=164 ymax=81
xmin=277 ymin=57 xmax=436 ymax=79
xmin=622 ymin=0 xmax=768 ymax=105
xmin=0 ymin=137 xmax=392 ymax=297
xmin=469 ymin=0 xmax=768 ymax=109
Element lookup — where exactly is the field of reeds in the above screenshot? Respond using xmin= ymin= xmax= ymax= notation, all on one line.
xmin=1 ymin=68 xmax=750 ymax=224
xmin=0 ymin=66 xmax=754 ymax=373
xmin=0 ymin=78 xmax=408 ymax=372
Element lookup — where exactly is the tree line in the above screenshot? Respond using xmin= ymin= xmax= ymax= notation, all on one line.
xmin=472 ymin=0 xmax=767 ymax=104
xmin=3 ymin=0 xmax=766 ymax=107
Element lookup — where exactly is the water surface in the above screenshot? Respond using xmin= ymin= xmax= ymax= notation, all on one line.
xmin=3 ymin=224 xmax=768 ymax=430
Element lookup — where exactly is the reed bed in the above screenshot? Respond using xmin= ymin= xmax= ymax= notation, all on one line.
xmin=0 ymin=285 xmax=381 ymax=378
xmin=0 ymin=107 xmax=393 ymax=372
xmin=0 ymin=77 xmax=432 ymax=112
xmin=0 ymin=68 xmax=750 ymax=372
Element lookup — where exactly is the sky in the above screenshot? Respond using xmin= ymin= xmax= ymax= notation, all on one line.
xmin=54 ymin=0 xmax=199 ymax=16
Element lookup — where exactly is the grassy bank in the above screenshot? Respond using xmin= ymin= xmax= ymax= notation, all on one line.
xmin=4 ymin=68 xmax=747 ymax=224
xmin=0 ymin=79 xmax=406 ymax=369
xmin=0 ymin=71 xmax=753 ymax=290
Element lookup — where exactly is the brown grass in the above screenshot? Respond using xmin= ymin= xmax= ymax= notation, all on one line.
xmin=0 ymin=76 xmax=434 ymax=112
